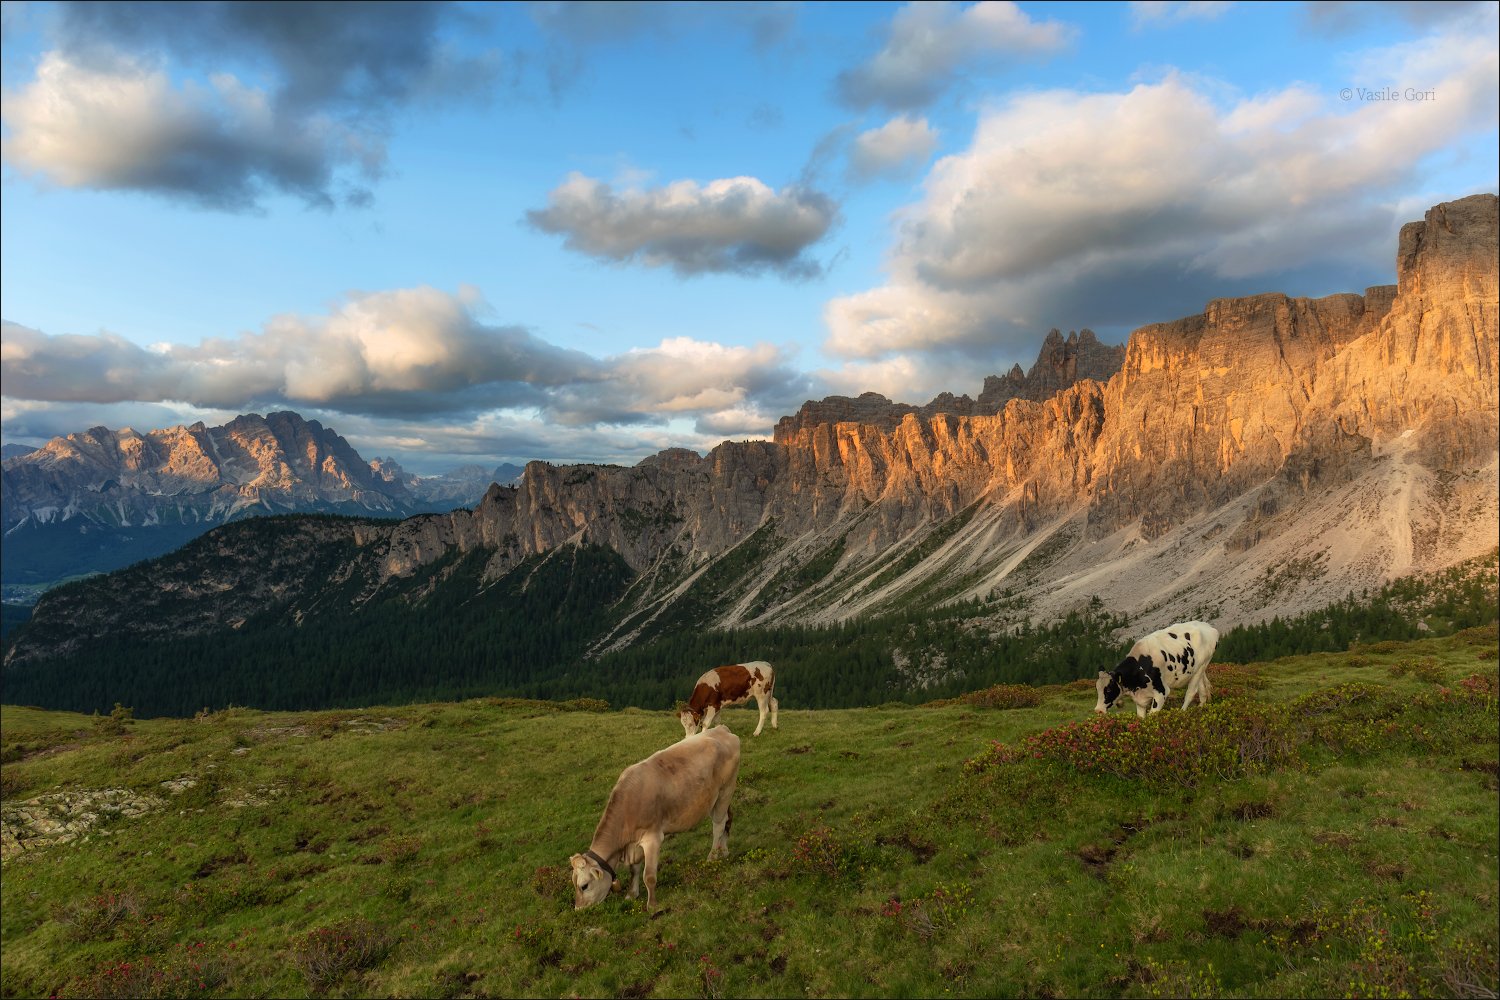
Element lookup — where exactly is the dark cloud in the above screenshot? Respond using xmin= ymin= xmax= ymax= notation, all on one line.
xmin=529 ymin=1 xmax=795 ymax=96
xmin=525 ymin=173 xmax=839 ymax=279
xmin=1302 ymin=0 xmax=1492 ymax=33
xmin=2 ymin=2 xmax=496 ymax=211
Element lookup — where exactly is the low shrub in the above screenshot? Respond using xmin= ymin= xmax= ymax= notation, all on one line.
xmin=59 ymin=941 xmax=230 ymax=999
xmin=290 ymin=918 xmax=394 ymax=994
xmin=53 ymin=890 xmax=143 ymax=942
xmin=788 ymin=825 xmax=868 ymax=882
xmin=925 ymin=684 xmax=1042 ymax=710
xmin=999 ymin=702 xmax=1302 ymax=787
xmin=1388 ymin=657 xmax=1445 ymax=683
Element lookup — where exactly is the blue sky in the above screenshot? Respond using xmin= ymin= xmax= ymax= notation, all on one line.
xmin=2 ymin=1 xmax=1496 ymax=473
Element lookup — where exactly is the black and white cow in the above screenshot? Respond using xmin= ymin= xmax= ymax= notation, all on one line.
xmin=1095 ymin=621 xmax=1219 ymax=717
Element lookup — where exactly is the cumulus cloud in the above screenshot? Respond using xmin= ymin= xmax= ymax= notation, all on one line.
xmin=525 ymin=173 xmax=838 ymax=279
xmin=825 ymin=13 xmax=1499 ymax=361
xmin=1 ymin=1 xmax=494 ymax=210
xmin=848 ymin=116 xmax=939 ymax=181
xmin=1129 ymin=2 xmax=1234 ymax=29
xmin=1 ymin=290 xmax=598 ymax=417
xmin=2 ymin=289 xmax=822 ymax=463
xmin=2 ymin=53 xmax=374 ymax=211
xmin=541 ymin=337 xmax=816 ymax=429
xmin=836 ymin=1 xmax=1073 ymax=111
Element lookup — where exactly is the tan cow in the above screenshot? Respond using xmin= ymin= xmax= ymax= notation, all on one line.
xmin=569 ymin=725 xmax=740 ymax=910
xmin=679 ymin=661 xmax=778 ymax=738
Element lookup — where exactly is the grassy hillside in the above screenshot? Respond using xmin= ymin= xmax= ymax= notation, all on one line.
xmin=2 ymin=628 xmax=1497 ymax=999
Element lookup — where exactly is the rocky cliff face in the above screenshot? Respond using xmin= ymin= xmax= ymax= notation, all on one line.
xmin=396 ymin=195 xmax=1497 ymax=637
xmin=9 ymin=196 xmax=1497 ymax=664
xmin=771 ymin=328 xmax=1124 ymax=439
xmin=1 ymin=411 xmax=408 ymax=533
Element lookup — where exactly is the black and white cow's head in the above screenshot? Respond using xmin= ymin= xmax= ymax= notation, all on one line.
xmin=1094 ymin=655 xmax=1161 ymax=714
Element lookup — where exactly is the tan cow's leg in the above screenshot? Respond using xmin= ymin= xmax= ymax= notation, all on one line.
xmin=640 ymin=832 xmax=664 ymax=909
xmin=709 ymin=786 xmax=735 ymax=859
xmin=622 ymin=843 xmax=644 ymax=899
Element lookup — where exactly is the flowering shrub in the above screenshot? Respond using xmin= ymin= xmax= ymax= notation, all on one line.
xmin=699 ymin=953 xmax=725 ymax=999
xmin=290 ymin=918 xmax=393 ymax=993
xmin=1207 ymin=662 xmax=1270 ymax=701
xmin=789 ymin=825 xmax=866 ymax=881
xmin=59 ymin=941 xmax=229 ymax=999
xmin=1013 ymin=702 xmax=1301 ymax=787
xmin=879 ymin=882 xmax=974 ymax=940
xmin=1457 ymin=670 xmax=1498 ymax=700
xmin=926 ymin=684 xmax=1042 ymax=710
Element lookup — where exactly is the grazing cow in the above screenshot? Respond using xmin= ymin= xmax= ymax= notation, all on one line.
xmin=679 ymin=661 xmax=778 ymax=738
xmin=570 ymin=726 xmax=740 ymax=910
xmin=1095 ymin=621 xmax=1220 ymax=717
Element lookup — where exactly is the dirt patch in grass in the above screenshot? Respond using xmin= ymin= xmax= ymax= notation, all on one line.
xmin=876 ymin=831 xmax=937 ymax=863
xmin=1204 ymin=906 xmax=1248 ymax=938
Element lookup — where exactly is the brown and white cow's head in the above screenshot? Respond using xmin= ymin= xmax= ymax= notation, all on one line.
xmin=679 ymin=707 xmax=702 ymax=738
xmin=569 ymin=851 xmax=614 ymax=910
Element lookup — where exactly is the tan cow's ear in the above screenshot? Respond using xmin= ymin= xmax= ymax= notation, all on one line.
xmin=569 ymin=854 xmax=587 ymax=871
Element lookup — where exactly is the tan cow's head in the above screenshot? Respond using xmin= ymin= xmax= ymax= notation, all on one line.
xmin=569 ymin=852 xmax=613 ymax=909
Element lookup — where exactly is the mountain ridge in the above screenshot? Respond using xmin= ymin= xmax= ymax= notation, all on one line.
xmin=0 ymin=412 xmax=520 ymax=590
xmin=6 ymin=194 xmax=1497 ymax=677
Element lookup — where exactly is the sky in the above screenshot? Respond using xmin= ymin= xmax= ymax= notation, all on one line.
xmin=1 ymin=1 xmax=1496 ymax=475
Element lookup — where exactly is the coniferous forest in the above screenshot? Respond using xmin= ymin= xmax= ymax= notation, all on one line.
xmin=2 ymin=525 xmax=1494 ymax=718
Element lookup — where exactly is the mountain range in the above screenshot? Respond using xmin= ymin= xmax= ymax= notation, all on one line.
xmin=0 ymin=413 xmax=521 ymax=593
xmin=4 ymin=194 xmax=1496 ymax=709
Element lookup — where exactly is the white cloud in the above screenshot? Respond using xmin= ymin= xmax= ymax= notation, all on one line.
xmin=2 ymin=290 xmax=821 ymax=457
xmin=541 ymin=336 xmax=815 ymax=429
xmin=525 ymin=172 xmax=838 ymax=279
xmin=1129 ymin=2 xmax=1234 ymax=29
xmin=825 ymin=13 xmax=1499 ymax=361
xmin=848 ymin=116 xmax=939 ymax=181
xmin=836 ymin=1 xmax=1074 ymax=111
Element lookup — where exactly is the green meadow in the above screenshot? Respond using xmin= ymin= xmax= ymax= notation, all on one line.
xmin=2 ymin=628 xmax=1497 ymax=998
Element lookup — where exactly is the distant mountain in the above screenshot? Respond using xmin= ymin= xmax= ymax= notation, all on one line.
xmin=369 ymin=458 xmax=524 ymax=508
xmin=0 ymin=444 xmax=36 ymax=462
xmin=6 ymin=195 xmax=1497 ymax=714
xmin=0 ymin=411 xmax=510 ymax=592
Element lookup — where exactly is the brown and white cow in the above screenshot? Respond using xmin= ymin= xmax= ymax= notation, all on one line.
xmin=570 ymin=725 xmax=740 ymax=910
xmin=679 ymin=661 xmax=778 ymax=738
